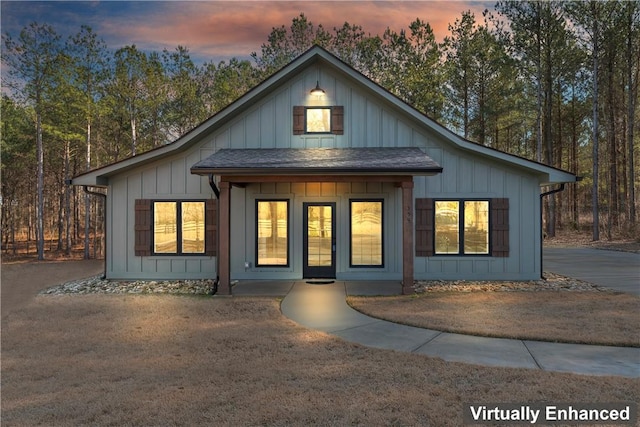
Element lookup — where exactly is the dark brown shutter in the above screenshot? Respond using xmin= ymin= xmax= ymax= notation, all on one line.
xmin=205 ymin=199 xmax=217 ymax=256
xmin=331 ymin=106 xmax=344 ymax=135
xmin=293 ymin=106 xmax=305 ymax=135
xmin=491 ymin=198 xmax=509 ymax=257
xmin=134 ymin=199 xmax=152 ymax=256
xmin=415 ymin=198 xmax=434 ymax=257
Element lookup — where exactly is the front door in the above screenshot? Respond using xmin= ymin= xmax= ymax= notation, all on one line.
xmin=303 ymin=203 xmax=336 ymax=278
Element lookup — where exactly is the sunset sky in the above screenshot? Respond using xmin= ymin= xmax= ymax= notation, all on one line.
xmin=2 ymin=1 xmax=493 ymax=64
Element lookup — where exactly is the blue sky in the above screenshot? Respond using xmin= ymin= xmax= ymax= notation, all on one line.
xmin=2 ymin=1 xmax=492 ymax=64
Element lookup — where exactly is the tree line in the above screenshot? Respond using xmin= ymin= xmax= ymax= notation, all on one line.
xmin=1 ymin=1 xmax=639 ymax=260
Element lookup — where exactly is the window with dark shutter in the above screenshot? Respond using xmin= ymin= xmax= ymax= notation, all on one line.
xmin=134 ymin=199 xmax=152 ymax=256
xmin=415 ymin=198 xmax=434 ymax=257
xmin=293 ymin=106 xmax=344 ymax=135
xmin=491 ymin=198 xmax=509 ymax=257
xmin=419 ymin=198 xmax=508 ymax=257
xmin=134 ymin=199 xmax=217 ymax=257
xmin=205 ymin=199 xmax=217 ymax=256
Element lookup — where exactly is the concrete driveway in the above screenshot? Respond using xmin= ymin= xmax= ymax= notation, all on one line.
xmin=543 ymin=248 xmax=640 ymax=296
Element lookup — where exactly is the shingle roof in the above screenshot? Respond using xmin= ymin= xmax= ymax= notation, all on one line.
xmin=191 ymin=147 xmax=442 ymax=176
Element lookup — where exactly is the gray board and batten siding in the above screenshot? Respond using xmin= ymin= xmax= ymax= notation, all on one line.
xmin=73 ymin=46 xmax=575 ymax=281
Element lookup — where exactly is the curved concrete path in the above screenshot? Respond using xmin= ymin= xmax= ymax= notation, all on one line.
xmin=280 ymin=281 xmax=640 ymax=378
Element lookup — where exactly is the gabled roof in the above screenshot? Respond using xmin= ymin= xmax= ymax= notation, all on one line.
xmin=191 ymin=147 xmax=442 ymax=176
xmin=72 ymin=45 xmax=576 ymax=187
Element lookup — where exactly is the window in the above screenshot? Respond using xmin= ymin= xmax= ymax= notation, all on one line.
xmin=305 ymin=107 xmax=331 ymax=133
xmin=350 ymin=200 xmax=383 ymax=267
xmin=154 ymin=202 xmax=178 ymax=253
xmin=415 ymin=198 xmax=508 ymax=257
xmin=293 ymin=106 xmax=344 ymax=135
xmin=434 ymin=200 xmax=489 ymax=255
xmin=182 ymin=201 xmax=207 ymax=253
xmin=135 ymin=199 xmax=216 ymax=257
xmin=463 ymin=201 xmax=490 ymax=254
xmin=256 ymin=200 xmax=289 ymax=266
xmin=152 ymin=201 xmax=206 ymax=255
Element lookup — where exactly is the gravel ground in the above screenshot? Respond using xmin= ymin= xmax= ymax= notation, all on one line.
xmin=413 ymin=272 xmax=610 ymax=293
xmin=40 ymin=275 xmax=217 ymax=295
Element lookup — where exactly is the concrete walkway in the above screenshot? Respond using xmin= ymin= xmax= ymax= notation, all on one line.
xmin=544 ymin=247 xmax=640 ymax=295
xmin=279 ymin=281 xmax=640 ymax=378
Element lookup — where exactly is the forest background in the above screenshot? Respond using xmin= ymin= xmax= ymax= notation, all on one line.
xmin=1 ymin=0 xmax=638 ymax=260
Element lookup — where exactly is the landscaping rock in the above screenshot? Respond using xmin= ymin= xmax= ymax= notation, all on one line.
xmin=412 ymin=272 xmax=611 ymax=294
xmin=41 ymin=276 xmax=215 ymax=295
xmin=41 ymin=272 xmax=608 ymax=296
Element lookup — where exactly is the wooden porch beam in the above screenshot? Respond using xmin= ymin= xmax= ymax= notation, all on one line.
xmin=401 ymin=180 xmax=414 ymax=295
xmin=217 ymin=181 xmax=231 ymax=295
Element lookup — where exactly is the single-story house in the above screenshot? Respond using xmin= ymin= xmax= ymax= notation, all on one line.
xmin=71 ymin=46 xmax=576 ymax=295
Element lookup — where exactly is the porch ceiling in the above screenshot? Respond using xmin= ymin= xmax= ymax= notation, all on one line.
xmin=190 ymin=147 xmax=442 ymax=178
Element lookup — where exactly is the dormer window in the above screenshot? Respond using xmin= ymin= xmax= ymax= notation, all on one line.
xmin=293 ymin=106 xmax=343 ymax=135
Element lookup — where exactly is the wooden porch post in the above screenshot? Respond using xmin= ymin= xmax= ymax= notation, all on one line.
xmin=401 ymin=180 xmax=414 ymax=295
xmin=218 ymin=181 xmax=231 ymax=295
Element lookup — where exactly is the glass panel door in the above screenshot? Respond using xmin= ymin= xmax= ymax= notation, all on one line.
xmin=303 ymin=203 xmax=336 ymax=278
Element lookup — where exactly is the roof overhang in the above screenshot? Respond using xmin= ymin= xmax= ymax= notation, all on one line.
xmin=190 ymin=147 xmax=443 ymax=180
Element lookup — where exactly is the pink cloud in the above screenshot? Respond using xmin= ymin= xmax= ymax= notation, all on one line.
xmin=99 ymin=1 xmax=490 ymax=62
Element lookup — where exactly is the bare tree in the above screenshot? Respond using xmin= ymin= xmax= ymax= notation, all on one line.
xmin=3 ymin=23 xmax=64 ymax=259
xmin=565 ymin=1 xmax=609 ymax=241
xmin=68 ymin=25 xmax=108 ymax=258
xmin=624 ymin=2 xmax=639 ymax=229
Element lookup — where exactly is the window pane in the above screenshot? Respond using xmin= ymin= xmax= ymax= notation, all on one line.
xmin=306 ymin=108 xmax=331 ymax=132
xmin=435 ymin=201 xmax=459 ymax=254
xmin=464 ymin=201 xmax=489 ymax=254
xmin=154 ymin=202 xmax=177 ymax=253
xmin=351 ymin=201 xmax=383 ymax=266
xmin=181 ymin=202 xmax=205 ymax=254
xmin=257 ymin=201 xmax=288 ymax=266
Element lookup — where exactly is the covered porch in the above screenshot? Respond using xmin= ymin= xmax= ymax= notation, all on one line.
xmin=190 ymin=147 xmax=442 ymax=295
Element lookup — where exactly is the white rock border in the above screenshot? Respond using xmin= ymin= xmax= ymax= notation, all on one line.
xmin=413 ymin=272 xmax=610 ymax=293
xmin=41 ymin=272 xmax=609 ymax=295
xmin=40 ymin=276 xmax=216 ymax=295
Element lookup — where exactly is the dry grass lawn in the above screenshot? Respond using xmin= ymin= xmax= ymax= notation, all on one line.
xmin=2 ymin=294 xmax=638 ymax=426
xmin=348 ymin=291 xmax=640 ymax=347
